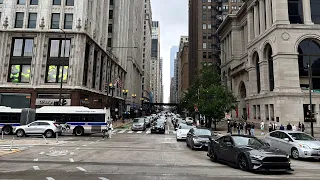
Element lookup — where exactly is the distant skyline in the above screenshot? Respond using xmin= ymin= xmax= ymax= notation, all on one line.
xmin=151 ymin=0 xmax=188 ymax=103
xmin=170 ymin=46 xmax=178 ymax=78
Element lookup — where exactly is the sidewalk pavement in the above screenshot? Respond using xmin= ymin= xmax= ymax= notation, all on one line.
xmin=112 ymin=119 xmax=132 ymax=128
xmin=213 ymin=128 xmax=267 ymax=139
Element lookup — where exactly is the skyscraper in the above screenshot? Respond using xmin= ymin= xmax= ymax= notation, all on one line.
xmin=150 ymin=21 xmax=160 ymax=103
xmin=170 ymin=46 xmax=178 ymax=78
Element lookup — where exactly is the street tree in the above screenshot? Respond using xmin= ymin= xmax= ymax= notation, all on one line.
xmin=181 ymin=65 xmax=236 ymax=129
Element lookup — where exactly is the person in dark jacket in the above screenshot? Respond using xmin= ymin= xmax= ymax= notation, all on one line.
xmin=302 ymin=123 xmax=305 ymax=132
xmin=287 ymin=123 xmax=292 ymax=130
xmin=279 ymin=124 xmax=285 ymax=130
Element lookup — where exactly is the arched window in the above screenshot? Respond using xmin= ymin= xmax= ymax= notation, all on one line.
xmin=298 ymin=39 xmax=320 ymax=90
xmin=311 ymin=0 xmax=320 ymax=24
xmin=253 ymin=52 xmax=261 ymax=93
xmin=265 ymin=44 xmax=274 ymax=91
xmin=239 ymin=81 xmax=247 ymax=99
xmin=288 ymin=0 xmax=303 ymax=24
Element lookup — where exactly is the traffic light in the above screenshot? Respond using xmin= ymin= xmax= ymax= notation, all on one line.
xmin=62 ymin=99 xmax=67 ymax=106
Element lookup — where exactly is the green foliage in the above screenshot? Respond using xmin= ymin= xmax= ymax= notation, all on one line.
xmin=181 ymin=65 xmax=236 ymax=121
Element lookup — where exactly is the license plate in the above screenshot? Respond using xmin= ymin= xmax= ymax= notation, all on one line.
xmin=156 ymin=130 xmax=159 ymax=132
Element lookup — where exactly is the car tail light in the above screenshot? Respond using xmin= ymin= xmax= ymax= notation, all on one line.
xmin=53 ymin=123 xmax=59 ymax=127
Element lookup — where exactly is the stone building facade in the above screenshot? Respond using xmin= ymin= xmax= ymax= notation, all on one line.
xmin=0 ymin=0 xmax=126 ymax=110
xmin=218 ymin=0 xmax=320 ymax=132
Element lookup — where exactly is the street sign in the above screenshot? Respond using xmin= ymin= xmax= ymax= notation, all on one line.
xmin=225 ymin=113 xmax=231 ymax=119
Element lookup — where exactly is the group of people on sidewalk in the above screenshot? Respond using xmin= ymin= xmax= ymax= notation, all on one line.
xmin=268 ymin=122 xmax=305 ymax=132
xmin=227 ymin=121 xmax=256 ymax=136
xmin=227 ymin=120 xmax=306 ymax=137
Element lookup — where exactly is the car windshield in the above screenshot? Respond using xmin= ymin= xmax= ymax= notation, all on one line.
xmin=155 ymin=122 xmax=164 ymax=126
xmin=180 ymin=125 xmax=193 ymax=129
xmin=288 ymin=133 xmax=315 ymax=141
xmin=194 ymin=129 xmax=211 ymax=136
xmin=233 ymin=136 xmax=265 ymax=147
xmin=133 ymin=119 xmax=144 ymax=123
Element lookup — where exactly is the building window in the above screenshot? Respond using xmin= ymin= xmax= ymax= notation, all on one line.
xmin=83 ymin=43 xmax=90 ymax=86
xmin=203 ymin=43 xmax=207 ymax=49
xmin=202 ymin=24 xmax=206 ymax=29
xmin=53 ymin=0 xmax=61 ymax=5
xmin=66 ymin=0 xmax=74 ymax=6
xmin=288 ymin=0 xmax=303 ymax=24
xmin=109 ymin=10 xmax=113 ymax=19
xmin=28 ymin=13 xmax=37 ymax=28
xmin=202 ymin=14 xmax=206 ymax=21
xmin=30 ymin=0 xmax=38 ymax=5
xmin=203 ymin=52 xmax=207 ymax=59
xmin=265 ymin=44 xmax=274 ymax=91
xmin=51 ymin=13 xmax=60 ymax=29
xmin=203 ymin=5 xmax=206 ymax=9
xmin=17 ymin=0 xmax=25 ymax=5
xmin=253 ymin=52 xmax=261 ymax=93
xmin=8 ymin=38 xmax=34 ymax=83
xmin=107 ymin=38 xmax=112 ymax=47
xmin=298 ymin=39 xmax=320 ymax=90
xmin=92 ymin=50 xmax=98 ymax=88
xmin=311 ymin=0 xmax=320 ymax=24
xmin=15 ymin=12 xmax=24 ymax=28
xmin=64 ymin=14 xmax=73 ymax=29
xmin=46 ymin=39 xmax=71 ymax=83
xmin=208 ymin=24 xmax=212 ymax=29
xmin=99 ymin=55 xmax=104 ymax=91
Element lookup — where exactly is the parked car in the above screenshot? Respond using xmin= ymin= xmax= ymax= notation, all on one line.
xmin=265 ymin=130 xmax=320 ymax=159
xmin=151 ymin=121 xmax=165 ymax=134
xmin=131 ymin=118 xmax=146 ymax=131
xmin=176 ymin=124 xmax=194 ymax=141
xmin=207 ymin=135 xmax=292 ymax=172
xmin=14 ymin=120 xmax=62 ymax=138
xmin=186 ymin=128 xmax=212 ymax=149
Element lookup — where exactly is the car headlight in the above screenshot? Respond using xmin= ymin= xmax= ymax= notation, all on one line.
xmin=250 ymin=155 xmax=263 ymax=159
xmin=152 ymin=126 xmax=155 ymax=129
xmin=193 ymin=138 xmax=200 ymax=142
xmin=299 ymin=144 xmax=311 ymax=149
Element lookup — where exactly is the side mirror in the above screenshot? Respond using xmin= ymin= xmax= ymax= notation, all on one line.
xmin=283 ymin=138 xmax=290 ymax=142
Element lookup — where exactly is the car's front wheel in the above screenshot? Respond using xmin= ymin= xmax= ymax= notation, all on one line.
xmin=16 ymin=129 xmax=25 ymax=137
xmin=208 ymin=148 xmax=218 ymax=162
xmin=238 ymin=155 xmax=249 ymax=171
xmin=74 ymin=127 xmax=84 ymax=136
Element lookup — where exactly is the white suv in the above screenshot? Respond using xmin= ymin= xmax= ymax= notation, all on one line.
xmin=14 ymin=120 xmax=62 ymax=138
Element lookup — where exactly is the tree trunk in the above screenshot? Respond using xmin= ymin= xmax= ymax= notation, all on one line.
xmin=208 ymin=117 xmax=212 ymax=128
xmin=213 ymin=118 xmax=217 ymax=131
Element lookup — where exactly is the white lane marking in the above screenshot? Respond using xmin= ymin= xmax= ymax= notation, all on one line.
xmin=33 ymin=166 xmax=40 ymax=170
xmin=118 ymin=130 xmax=126 ymax=133
xmin=49 ymin=147 xmax=55 ymax=149
xmin=83 ymin=145 xmax=87 ymax=147
xmin=75 ymin=148 xmax=80 ymax=150
xmin=127 ymin=131 xmax=133 ymax=134
xmin=46 ymin=177 xmax=55 ymax=180
xmin=146 ymin=130 xmax=151 ymax=134
xmin=70 ymin=152 xmax=74 ymax=155
xmin=137 ymin=131 xmax=143 ymax=134
xmin=98 ymin=177 xmax=109 ymax=180
xmin=69 ymin=158 xmax=74 ymax=162
xmin=76 ymin=167 xmax=86 ymax=172
xmin=112 ymin=129 xmax=119 ymax=133
xmin=89 ymin=142 xmax=94 ymax=144
xmin=85 ymin=138 xmax=89 ymax=140
xmin=33 ymin=158 xmax=38 ymax=161
xmin=39 ymin=152 xmax=44 ymax=155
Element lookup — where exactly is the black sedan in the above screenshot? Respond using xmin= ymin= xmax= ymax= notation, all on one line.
xmin=207 ymin=135 xmax=293 ymax=172
xmin=186 ymin=128 xmax=212 ymax=150
xmin=151 ymin=121 xmax=165 ymax=134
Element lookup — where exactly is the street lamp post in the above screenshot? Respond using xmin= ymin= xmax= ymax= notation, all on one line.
xmin=109 ymin=83 xmax=116 ymax=111
xmin=307 ymin=40 xmax=314 ymax=136
xmin=132 ymin=94 xmax=137 ymax=118
xmin=140 ymin=98 xmax=144 ymax=117
xmin=122 ymin=89 xmax=128 ymax=113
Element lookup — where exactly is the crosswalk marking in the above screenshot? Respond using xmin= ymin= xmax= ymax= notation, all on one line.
xmin=128 ymin=131 xmax=133 ymax=133
xmin=137 ymin=131 xmax=143 ymax=134
xmin=146 ymin=130 xmax=151 ymax=134
xmin=118 ymin=130 xmax=126 ymax=134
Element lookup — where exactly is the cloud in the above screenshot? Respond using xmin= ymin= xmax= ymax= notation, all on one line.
xmin=151 ymin=0 xmax=188 ymax=103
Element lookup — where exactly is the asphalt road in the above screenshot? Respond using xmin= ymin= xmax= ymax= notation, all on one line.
xmin=1 ymin=119 xmax=320 ymax=180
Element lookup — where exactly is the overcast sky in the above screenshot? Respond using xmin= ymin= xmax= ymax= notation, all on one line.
xmin=151 ymin=0 xmax=188 ymax=103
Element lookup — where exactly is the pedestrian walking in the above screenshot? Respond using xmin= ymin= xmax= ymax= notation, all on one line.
xmin=260 ymin=121 xmax=264 ymax=135
xmin=302 ymin=123 xmax=305 ymax=132
xmin=287 ymin=123 xmax=292 ymax=130
xmin=247 ymin=123 xmax=251 ymax=136
xmin=237 ymin=122 xmax=241 ymax=135
xmin=251 ymin=122 xmax=255 ymax=136
xmin=279 ymin=124 xmax=285 ymax=130
xmin=269 ymin=123 xmax=273 ymax=132
xmin=298 ymin=122 xmax=302 ymax=131
xmin=233 ymin=121 xmax=237 ymax=132
xmin=108 ymin=121 xmax=113 ymax=138
xmin=292 ymin=124 xmax=297 ymax=131
xmin=240 ymin=122 xmax=244 ymax=135
xmin=227 ymin=120 xmax=230 ymax=133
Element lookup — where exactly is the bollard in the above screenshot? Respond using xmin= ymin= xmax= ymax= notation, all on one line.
xmin=1 ymin=131 xmax=3 ymax=140
xmin=56 ymin=132 xmax=58 ymax=143
xmin=42 ymin=135 xmax=48 ymax=144
xmin=9 ymin=137 xmax=14 ymax=151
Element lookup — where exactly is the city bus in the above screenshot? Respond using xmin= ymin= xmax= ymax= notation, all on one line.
xmin=35 ymin=106 xmax=111 ymax=136
xmin=0 ymin=106 xmax=22 ymax=135
xmin=0 ymin=106 xmax=111 ymax=136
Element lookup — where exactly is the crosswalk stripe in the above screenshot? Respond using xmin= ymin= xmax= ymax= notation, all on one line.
xmin=128 ymin=131 xmax=133 ymax=133
xmin=118 ymin=130 xmax=126 ymax=133
xmin=137 ymin=131 xmax=143 ymax=134
xmin=146 ymin=130 xmax=151 ymax=134
xmin=112 ymin=129 xmax=119 ymax=133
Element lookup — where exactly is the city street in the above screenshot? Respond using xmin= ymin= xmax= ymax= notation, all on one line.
xmin=1 ymin=120 xmax=320 ymax=180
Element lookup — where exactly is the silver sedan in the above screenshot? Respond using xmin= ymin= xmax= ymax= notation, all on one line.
xmin=265 ymin=130 xmax=320 ymax=159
